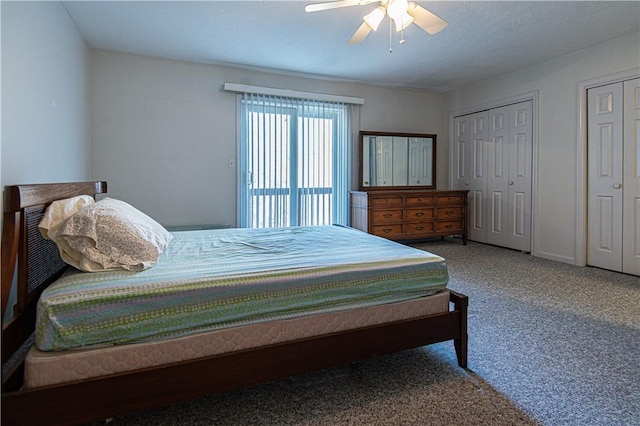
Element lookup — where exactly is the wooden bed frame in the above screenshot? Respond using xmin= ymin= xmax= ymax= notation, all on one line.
xmin=1 ymin=181 xmax=468 ymax=426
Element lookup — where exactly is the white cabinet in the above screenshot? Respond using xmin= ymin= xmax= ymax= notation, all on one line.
xmin=588 ymin=78 xmax=640 ymax=275
xmin=453 ymin=101 xmax=533 ymax=252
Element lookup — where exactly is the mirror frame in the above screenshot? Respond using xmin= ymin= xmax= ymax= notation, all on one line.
xmin=358 ymin=131 xmax=437 ymax=191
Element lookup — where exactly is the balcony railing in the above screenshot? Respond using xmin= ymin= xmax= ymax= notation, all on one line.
xmin=248 ymin=187 xmax=332 ymax=228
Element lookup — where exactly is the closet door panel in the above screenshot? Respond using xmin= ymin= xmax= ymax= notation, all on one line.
xmin=513 ymin=191 xmax=527 ymax=238
xmin=508 ymin=102 xmax=533 ymax=251
xmin=453 ymin=117 xmax=469 ymax=191
xmin=490 ymin=191 xmax=504 ymax=236
xmin=623 ymin=78 xmax=640 ymax=275
xmin=486 ymin=106 xmax=509 ymax=247
xmin=588 ymin=83 xmax=624 ymax=271
xmin=468 ymin=112 xmax=489 ymax=242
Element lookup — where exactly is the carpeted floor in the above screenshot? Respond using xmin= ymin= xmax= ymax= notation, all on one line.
xmin=416 ymin=239 xmax=640 ymax=426
xmin=102 ymin=347 xmax=536 ymax=426
xmin=93 ymin=239 xmax=639 ymax=425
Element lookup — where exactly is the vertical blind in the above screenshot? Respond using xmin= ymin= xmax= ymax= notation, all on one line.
xmin=238 ymin=93 xmax=353 ymax=229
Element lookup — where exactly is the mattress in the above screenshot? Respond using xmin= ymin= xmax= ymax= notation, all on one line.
xmin=36 ymin=225 xmax=448 ymax=351
xmin=25 ymin=289 xmax=450 ymax=388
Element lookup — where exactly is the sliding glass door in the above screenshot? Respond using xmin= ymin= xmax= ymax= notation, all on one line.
xmin=239 ymin=94 xmax=350 ymax=228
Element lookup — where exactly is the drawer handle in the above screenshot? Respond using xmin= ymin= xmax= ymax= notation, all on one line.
xmin=383 ymin=228 xmax=393 ymax=233
xmin=445 ymin=210 xmax=454 ymax=215
xmin=383 ymin=213 xmax=392 ymax=218
xmin=445 ymin=224 xmax=453 ymax=229
xmin=415 ymin=212 xmax=424 ymax=217
xmin=415 ymin=226 xmax=424 ymax=230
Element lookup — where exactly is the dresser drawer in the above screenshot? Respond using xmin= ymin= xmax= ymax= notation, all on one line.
xmin=371 ymin=197 xmax=403 ymax=207
xmin=436 ymin=220 xmax=464 ymax=233
xmin=372 ymin=209 xmax=403 ymax=222
xmin=405 ymin=208 xmax=434 ymax=221
xmin=436 ymin=194 xmax=465 ymax=204
xmin=406 ymin=196 xmax=435 ymax=206
xmin=372 ymin=224 xmax=403 ymax=237
xmin=404 ymin=222 xmax=435 ymax=236
xmin=436 ymin=207 xmax=463 ymax=219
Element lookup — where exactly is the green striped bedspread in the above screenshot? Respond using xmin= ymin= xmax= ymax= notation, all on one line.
xmin=36 ymin=225 xmax=448 ymax=351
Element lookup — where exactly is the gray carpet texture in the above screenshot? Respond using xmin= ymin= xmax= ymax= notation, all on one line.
xmin=92 ymin=239 xmax=639 ymax=425
xmin=418 ymin=239 xmax=640 ymax=426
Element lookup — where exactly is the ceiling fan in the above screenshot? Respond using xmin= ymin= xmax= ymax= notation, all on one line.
xmin=305 ymin=0 xmax=448 ymax=45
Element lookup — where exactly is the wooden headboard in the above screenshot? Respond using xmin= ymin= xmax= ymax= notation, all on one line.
xmin=1 ymin=182 xmax=107 ymax=371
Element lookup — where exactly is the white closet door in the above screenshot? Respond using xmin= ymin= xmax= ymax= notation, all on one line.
xmin=454 ymin=101 xmax=533 ymax=251
xmin=468 ymin=112 xmax=489 ymax=242
xmin=623 ymin=78 xmax=640 ymax=275
xmin=484 ymin=102 xmax=533 ymax=251
xmin=486 ymin=106 xmax=510 ymax=247
xmin=453 ymin=112 xmax=488 ymax=242
xmin=453 ymin=116 xmax=470 ymax=191
xmin=588 ymin=83 xmax=624 ymax=271
xmin=507 ymin=101 xmax=533 ymax=252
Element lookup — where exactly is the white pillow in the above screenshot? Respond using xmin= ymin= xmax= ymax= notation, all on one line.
xmin=57 ymin=198 xmax=173 ymax=272
xmin=39 ymin=196 xmax=106 ymax=271
xmin=39 ymin=195 xmax=95 ymax=240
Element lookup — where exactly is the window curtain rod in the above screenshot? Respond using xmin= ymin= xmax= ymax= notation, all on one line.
xmin=223 ymin=82 xmax=365 ymax=105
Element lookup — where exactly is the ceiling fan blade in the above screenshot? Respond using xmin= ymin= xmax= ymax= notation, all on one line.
xmin=348 ymin=21 xmax=373 ymax=44
xmin=407 ymin=2 xmax=448 ymax=35
xmin=305 ymin=0 xmax=375 ymax=13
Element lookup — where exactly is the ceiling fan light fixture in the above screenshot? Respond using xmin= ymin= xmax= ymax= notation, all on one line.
xmin=392 ymin=13 xmax=413 ymax=31
xmin=363 ymin=6 xmax=385 ymax=31
xmin=305 ymin=0 xmax=448 ymax=45
xmin=386 ymin=0 xmax=408 ymax=22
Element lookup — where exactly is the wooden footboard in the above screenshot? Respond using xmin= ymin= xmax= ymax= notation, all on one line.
xmin=1 ymin=182 xmax=468 ymax=425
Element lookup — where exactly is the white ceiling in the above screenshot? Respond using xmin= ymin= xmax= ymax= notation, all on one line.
xmin=62 ymin=1 xmax=640 ymax=92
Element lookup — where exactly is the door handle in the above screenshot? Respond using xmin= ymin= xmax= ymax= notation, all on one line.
xmin=613 ymin=183 xmax=622 ymax=189
xmin=508 ymin=180 xmax=514 ymax=185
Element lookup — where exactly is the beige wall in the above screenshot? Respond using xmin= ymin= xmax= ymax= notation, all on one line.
xmin=90 ymin=50 xmax=445 ymax=227
xmin=1 ymin=1 xmax=91 ymax=188
xmin=1 ymin=1 xmax=91 ymax=318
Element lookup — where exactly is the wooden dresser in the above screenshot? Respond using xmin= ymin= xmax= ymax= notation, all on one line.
xmin=350 ymin=189 xmax=469 ymax=244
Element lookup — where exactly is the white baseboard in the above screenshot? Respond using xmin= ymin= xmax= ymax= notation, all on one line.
xmin=532 ymin=250 xmax=579 ymax=266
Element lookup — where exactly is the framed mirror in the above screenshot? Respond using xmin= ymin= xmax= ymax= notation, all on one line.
xmin=359 ymin=131 xmax=436 ymax=190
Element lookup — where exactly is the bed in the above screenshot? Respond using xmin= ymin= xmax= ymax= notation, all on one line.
xmin=1 ymin=181 xmax=468 ymax=425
